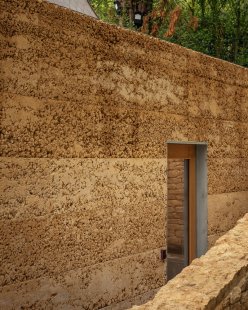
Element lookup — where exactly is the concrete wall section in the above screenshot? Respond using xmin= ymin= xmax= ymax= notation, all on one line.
xmin=48 ymin=0 xmax=97 ymax=18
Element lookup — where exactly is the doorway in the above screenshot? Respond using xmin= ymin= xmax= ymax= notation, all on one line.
xmin=167 ymin=143 xmax=208 ymax=281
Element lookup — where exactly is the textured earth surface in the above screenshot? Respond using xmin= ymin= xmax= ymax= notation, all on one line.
xmin=0 ymin=0 xmax=248 ymax=308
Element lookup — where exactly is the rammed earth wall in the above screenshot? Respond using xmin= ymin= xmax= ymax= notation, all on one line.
xmin=132 ymin=214 xmax=248 ymax=310
xmin=0 ymin=0 xmax=248 ymax=308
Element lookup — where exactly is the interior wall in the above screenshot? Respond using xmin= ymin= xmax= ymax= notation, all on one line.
xmin=0 ymin=0 xmax=248 ymax=308
xmin=167 ymin=159 xmax=185 ymax=253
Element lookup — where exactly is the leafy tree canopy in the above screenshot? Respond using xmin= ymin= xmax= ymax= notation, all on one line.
xmin=90 ymin=0 xmax=248 ymax=67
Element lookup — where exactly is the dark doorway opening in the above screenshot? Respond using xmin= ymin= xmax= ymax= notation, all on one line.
xmin=167 ymin=143 xmax=208 ymax=281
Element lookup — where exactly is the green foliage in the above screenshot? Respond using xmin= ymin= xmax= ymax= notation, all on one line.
xmin=90 ymin=0 xmax=248 ymax=67
xmin=91 ymin=0 xmax=118 ymax=24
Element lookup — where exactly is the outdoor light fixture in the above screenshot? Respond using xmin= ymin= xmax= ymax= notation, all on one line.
xmin=134 ymin=11 xmax=143 ymax=28
xmin=114 ymin=0 xmax=122 ymax=15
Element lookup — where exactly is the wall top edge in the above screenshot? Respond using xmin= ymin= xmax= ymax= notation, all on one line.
xmin=7 ymin=0 xmax=247 ymax=73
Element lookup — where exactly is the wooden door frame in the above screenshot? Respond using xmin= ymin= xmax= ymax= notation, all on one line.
xmin=168 ymin=144 xmax=196 ymax=263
